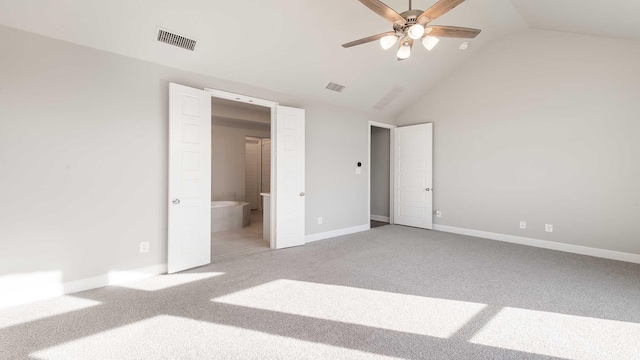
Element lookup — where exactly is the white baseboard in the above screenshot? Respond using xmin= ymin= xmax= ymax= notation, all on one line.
xmin=306 ymin=224 xmax=370 ymax=243
xmin=370 ymin=215 xmax=390 ymax=222
xmin=433 ymin=225 xmax=640 ymax=265
xmin=1 ymin=263 xmax=167 ymax=309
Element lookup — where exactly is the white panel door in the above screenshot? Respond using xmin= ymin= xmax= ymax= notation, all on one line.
xmin=168 ymin=83 xmax=212 ymax=274
xmin=394 ymin=123 xmax=433 ymax=229
xmin=245 ymin=139 xmax=260 ymax=210
xmin=275 ymin=106 xmax=305 ymax=249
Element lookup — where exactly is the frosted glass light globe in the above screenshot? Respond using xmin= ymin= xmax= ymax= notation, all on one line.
xmin=408 ymin=24 xmax=425 ymax=40
xmin=397 ymin=42 xmax=411 ymax=59
xmin=379 ymin=35 xmax=398 ymax=50
xmin=422 ymin=35 xmax=440 ymax=51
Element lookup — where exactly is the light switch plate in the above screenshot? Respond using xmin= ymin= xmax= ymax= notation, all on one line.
xmin=520 ymin=221 xmax=526 ymax=229
xmin=356 ymin=168 xmax=361 ymax=175
xmin=139 ymin=242 xmax=150 ymax=253
xmin=545 ymin=224 xmax=553 ymax=232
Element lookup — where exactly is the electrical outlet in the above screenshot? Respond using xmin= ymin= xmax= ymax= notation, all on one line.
xmin=520 ymin=221 xmax=526 ymax=229
xmin=545 ymin=224 xmax=553 ymax=233
xmin=318 ymin=217 xmax=323 ymax=225
xmin=139 ymin=242 xmax=150 ymax=253
xmin=435 ymin=210 xmax=442 ymax=217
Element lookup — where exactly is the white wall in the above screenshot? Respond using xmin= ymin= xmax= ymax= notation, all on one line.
xmin=211 ymin=118 xmax=270 ymax=202
xmin=397 ymin=29 xmax=640 ymax=255
xmin=370 ymin=127 xmax=390 ymax=218
xmin=0 ymin=25 xmax=392 ymax=306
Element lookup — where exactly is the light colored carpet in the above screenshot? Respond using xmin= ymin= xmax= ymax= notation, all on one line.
xmin=1 ymin=225 xmax=640 ymax=359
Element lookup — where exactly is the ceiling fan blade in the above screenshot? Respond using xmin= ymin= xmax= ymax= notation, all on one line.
xmin=427 ymin=25 xmax=481 ymax=38
xmin=342 ymin=31 xmax=396 ymax=48
xmin=417 ymin=0 xmax=466 ymax=24
xmin=358 ymin=0 xmax=406 ymax=24
xmin=397 ymin=38 xmax=414 ymax=61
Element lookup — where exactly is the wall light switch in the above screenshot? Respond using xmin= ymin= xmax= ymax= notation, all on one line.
xmin=435 ymin=210 xmax=442 ymax=217
xmin=545 ymin=224 xmax=553 ymax=232
xmin=318 ymin=217 xmax=323 ymax=225
xmin=520 ymin=221 xmax=526 ymax=229
xmin=356 ymin=168 xmax=361 ymax=175
xmin=139 ymin=242 xmax=150 ymax=253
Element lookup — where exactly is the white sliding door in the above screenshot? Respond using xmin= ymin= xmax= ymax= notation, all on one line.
xmin=168 ymin=83 xmax=212 ymax=274
xmin=393 ymin=123 xmax=433 ymax=229
xmin=275 ymin=106 xmax=305 ymax=249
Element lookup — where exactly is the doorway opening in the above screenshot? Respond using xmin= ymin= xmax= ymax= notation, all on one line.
xmin=210 ymin=97 xmax=272 ymax=260
xmin=368 ymin=121 xmax=396 ymax=229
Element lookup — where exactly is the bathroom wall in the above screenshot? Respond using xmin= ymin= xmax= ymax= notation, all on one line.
xmin=370 ymin=127 xmax=390 ymax=219
xmin=212 ymin=118 xmax=270 ymax=202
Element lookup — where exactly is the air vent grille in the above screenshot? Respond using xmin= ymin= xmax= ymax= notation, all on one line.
xmin=326 ymin=82 xmax=346 ymax=93
xmin=373 ymin=86 xmax=405 ymax=110
xmin=157 ymin=28 xmax=197 ymax=51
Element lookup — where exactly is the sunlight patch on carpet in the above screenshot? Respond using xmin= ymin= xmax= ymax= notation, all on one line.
xmin=115 ymin=272 xmax=225 ymax=291
xmin=212 ymin=279 xmax=487 ymax=338
xmin=30 ymin=315 xmax=402 ymax=360
xmin=0 ymin=271 xmax=64 ymax=309
xmin=470 ymin=307 xmax=640 ymax=360
xmin=0 ymin=295 xmax=101 ymax=329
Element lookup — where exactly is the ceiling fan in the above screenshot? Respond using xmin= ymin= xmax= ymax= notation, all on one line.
xmin=343 ymin=0 xmax=481 ymax=60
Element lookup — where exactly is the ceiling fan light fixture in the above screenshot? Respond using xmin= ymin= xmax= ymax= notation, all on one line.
xmin=421 ymin=35 xmax=440 ymax=51
xmin=408 ymin=24 xmax=425 ymax=40
xmin=397 ymin=41 xmax=411 ymax=59
xmin=379 ymin=35 xmax=398 ymax=50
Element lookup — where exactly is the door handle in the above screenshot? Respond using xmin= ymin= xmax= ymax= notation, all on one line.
xmin=300 ymin=192 xmax=305 ymax=196
xmin=426 ymin=188 xmax=431 ymax=191
xmin=172 ymin=199 xmax=181 ymax=204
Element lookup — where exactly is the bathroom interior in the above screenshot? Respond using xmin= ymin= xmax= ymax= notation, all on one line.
xmin=210 ymin=97 xmax=272 ymax=260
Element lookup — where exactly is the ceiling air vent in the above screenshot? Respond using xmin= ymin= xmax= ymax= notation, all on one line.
xmin=326 ymin=82 xmax=346 ymax=93
xmin=373 ymin=86 xmax=405 ymax=110
xmin=157 ymin=28 xmax=197 ymax=51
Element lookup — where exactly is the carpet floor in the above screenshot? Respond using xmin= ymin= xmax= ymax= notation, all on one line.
xmin=1 ymin=225 xmax=640 ymax=359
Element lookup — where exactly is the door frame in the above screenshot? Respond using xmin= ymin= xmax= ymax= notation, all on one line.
xmin=368 ymin=121 xmax=397 ymax=225
xmin=244 ymin=136 xmax=270 ymax=211
xmin=244 ymin=136 xmax=262 ymax=211
xmin=205 ymin=88 xmax=278 ymax=249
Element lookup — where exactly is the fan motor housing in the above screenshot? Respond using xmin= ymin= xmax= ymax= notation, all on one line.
xmin=394 ymin=9 xmax=429 ymax=32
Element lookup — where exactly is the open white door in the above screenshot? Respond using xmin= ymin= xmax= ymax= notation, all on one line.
xmin=393 ymin=123 xmax=433 ymax=229
xmin=275 ymin=106 xmax=305 ymax=249
xmin=168 ymin=83 xmax=212 ymax=274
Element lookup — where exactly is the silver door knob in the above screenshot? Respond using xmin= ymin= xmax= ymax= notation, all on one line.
xmin=300 ymin=192 xmax=305 ymax=196
xmin=172 ymin=199 xmax=181 ymax=204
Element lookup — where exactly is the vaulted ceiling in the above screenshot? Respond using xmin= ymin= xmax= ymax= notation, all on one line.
xmin=0 ymin=0 xmax=637 ymax=116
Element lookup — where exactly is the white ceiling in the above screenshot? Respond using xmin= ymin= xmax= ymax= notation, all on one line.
xmin=510 ymin=0 xmax=640 ymax=41
xmin=0 ymin=1 xmax=636 ymax=116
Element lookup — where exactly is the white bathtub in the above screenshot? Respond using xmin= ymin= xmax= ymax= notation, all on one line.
xmin=211 ymin=201 xmax=250 ymax=233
